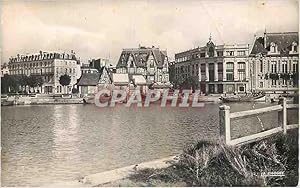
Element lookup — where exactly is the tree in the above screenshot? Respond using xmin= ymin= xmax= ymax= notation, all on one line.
xmin=36 ymin=76 xmax=44 ymax=93
xmin=59 ymin=74 xmax=71 ymax=93
xmin=3 ymin=75 xmax=19 ymax=93
xmin=27 ymin=75 xmax=39 ymax=92
xmin=1 ymin=74 xmax=11 ymax=94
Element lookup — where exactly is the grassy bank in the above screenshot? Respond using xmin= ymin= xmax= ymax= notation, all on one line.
xmin=104 ymin=129 xmax=298 ymax=187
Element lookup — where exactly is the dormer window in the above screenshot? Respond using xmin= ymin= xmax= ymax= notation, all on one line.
xmin=270 ymin=42 xmax=277 ymax=53
xmin=208 ymin=46 xmax=214 ymax=57
xmin=292 ymin=41 xmax=298 ymax=52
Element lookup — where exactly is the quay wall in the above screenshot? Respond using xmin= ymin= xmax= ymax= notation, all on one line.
xmin=7 ymin=96 xmax=83 ymax=105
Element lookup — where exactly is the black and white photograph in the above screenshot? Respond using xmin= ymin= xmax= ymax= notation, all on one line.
xmin=0 ymin=0 xmax=299 ymax=187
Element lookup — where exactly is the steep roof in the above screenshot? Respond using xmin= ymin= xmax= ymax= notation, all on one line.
xmin=250 ymin=32 xmax=298 ymax=56
xmin=76 ymin=73 xmax=101 ymax=86
xmin=250 ymin=37 xmax=267 ymax=55
xmin=116 ymin=47 xmax=167 ymax=68
xmin=99 ymin=66 xmax=113 ymax=83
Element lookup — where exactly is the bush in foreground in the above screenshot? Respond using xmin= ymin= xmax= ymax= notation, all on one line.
xmin=129 ymin=130 xmax=298 ymax=186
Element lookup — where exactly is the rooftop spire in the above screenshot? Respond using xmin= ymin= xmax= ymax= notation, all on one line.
xmin=209 ymin=33 xmax=212 ymax=41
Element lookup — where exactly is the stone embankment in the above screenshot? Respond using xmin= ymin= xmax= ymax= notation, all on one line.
xmin=4 ymin=96 xmax=83 ymax=105
xmin=81 ymin=156 xmax=177 ymax=186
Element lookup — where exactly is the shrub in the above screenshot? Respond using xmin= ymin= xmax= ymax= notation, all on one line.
xmin=130 ymin=132 xmax=298 ymax=186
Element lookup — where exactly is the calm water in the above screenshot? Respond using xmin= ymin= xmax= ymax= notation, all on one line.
xmin=1 ymin=103 xmax=298 ymax=186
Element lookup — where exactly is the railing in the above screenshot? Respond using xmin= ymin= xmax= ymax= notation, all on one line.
xmin=219 ymin=98 xmax=299 ymax=146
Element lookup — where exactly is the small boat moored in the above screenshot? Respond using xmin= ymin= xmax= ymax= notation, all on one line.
xmin=220 ymin=93 xmax=266 ymax=103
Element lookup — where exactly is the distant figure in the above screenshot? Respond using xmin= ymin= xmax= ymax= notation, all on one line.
xmin=133 ymin=164 xmax=138 ymax=171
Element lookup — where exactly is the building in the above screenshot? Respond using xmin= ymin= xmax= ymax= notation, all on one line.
xmin=249 ymin=31 xmax=299 ymax=94
xmin=175 ymin=36 xmax=251 ymax=94
xmin=76 ymin=66 xmax=111 ymax=96
xmin=115 ymin=46 xmax=171 ymax=88
xmin=89 ymin=58 xmax=110 ymax=71
xmin=1 ymin=63 xmax=9 ymax=77
xmin=8 ymin=51 xmax=81 ymax=94
xmin=76 ymin=72 xmax=101 ymax=96
xmin=81 ymin=63 xmax=99 ymax=74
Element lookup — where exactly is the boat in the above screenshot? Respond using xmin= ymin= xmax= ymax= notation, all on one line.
xmin=1 ymin=100 xmax=14 ymax=106
xmin=220 ymin=94 xmax=265 ymax=103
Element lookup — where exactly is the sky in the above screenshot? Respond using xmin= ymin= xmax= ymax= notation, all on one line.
xmin=0 ymin=0 xmax=299 ymax=65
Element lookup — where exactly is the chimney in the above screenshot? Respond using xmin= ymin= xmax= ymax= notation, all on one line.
xmin=264 ymin=28 xmax=267 ymax=48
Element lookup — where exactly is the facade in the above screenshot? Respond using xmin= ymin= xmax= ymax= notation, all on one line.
xmin=76 ymin=72 xmax=101 ymax=96
xmin=1 ymin=63 xmax=9 ymax=77
xmin=249 ymin=32 xmax=299 ymax=93
xmin=81 ymin=64 xmax=99 ymax=74
xmin=115 ymin=46 xmax=170 ymax=87
xmin=8 ymin=51 xmax=80 ymax=94
xmin=175 ymin=37 xmax=251 ymax=94
xmin=76 ymin=66 xmax=112 ymax=96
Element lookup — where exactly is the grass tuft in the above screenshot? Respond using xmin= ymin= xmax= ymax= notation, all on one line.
xmin=129 ymin=130 xmax=298 ymax=186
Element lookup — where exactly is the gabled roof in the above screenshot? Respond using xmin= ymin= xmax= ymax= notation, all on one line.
xmin=76 ymin=73 xmax=101 ymax=86
xmin=99 ymin=66 xmax=113 ymax=83
xmin=250 ymin=32 xmax=298 ymax=56
xmin=116 ymin=47 xmax=168 ymax=69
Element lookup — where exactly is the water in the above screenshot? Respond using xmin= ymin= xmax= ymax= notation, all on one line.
xmin=1 ymin=103 xmax=297 ymax=186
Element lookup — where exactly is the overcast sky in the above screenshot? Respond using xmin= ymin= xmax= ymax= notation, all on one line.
xmin=1 ymin=0 xmax=298 ymax=65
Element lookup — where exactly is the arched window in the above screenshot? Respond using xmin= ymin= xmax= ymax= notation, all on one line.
xmin=270 ymin=42 xmax=276 ymax=53
xmin=292 ymin=42 xmax=298 ymax=52
xmin=208 ymin=46 xmax=214 ymax=57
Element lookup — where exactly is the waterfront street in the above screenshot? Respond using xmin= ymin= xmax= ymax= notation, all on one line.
xmin=1 ymin=103 xmax=298 ymax=186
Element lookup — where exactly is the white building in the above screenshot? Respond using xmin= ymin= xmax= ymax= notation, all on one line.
xmin=249 ymin=32 xmax=298 ymax=94
xmin=116 ymin=46 xmax=170 ymax=88
xmin=175 ymin=37 xmax=251 ymax=94
xmin=8 ymin=51 xmax=81 ymax=94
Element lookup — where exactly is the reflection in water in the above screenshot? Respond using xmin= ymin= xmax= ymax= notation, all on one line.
xmin=51 ymin=105 xmax=82 ymax=183
xmin=1 ymin=103 xmax=298 ymax=186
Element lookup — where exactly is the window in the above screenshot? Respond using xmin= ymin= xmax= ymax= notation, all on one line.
xmin=237 ymin=51 xmax=246 ymax=56
xmin=208 ymin=47 xmax=214 ymax=57
xmin=260 ymin=82 xmax=263 ymax=88
xmin=208 ymin=63 xmax=214 ymax=81
xmin=217 ymin=51 xmax=223 ymax=57
xmin=226 ymin=62 xmax=234 ymax=81
xmin=218 ymin=63 xmax=223 ymax=81
xmin=200 ymin=53 xmax=205 ymax=57
xmin=226 ymin=51 xmax=234 ymax=56
xmin=282 ymin=61 xmax=287 ymax=73
xmin=260 ymin=60 xmax=263 ymax=73
xmin=292 ymin=42 xmax=298 ymax=52
xmin=238 ymin=62 xmax=246 ymax=81
xmin=201 ymin=64 xmax=206 ymax=80
xmin=270 ymin=42 xmax=276 ymax=53
xmin=292 ymin=61 xmax=298 ymax=72
xmin=271 ymin=61 xmax=277 ymax=73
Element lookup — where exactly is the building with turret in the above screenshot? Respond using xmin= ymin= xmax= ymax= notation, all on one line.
xmin=175 ymin=36 xmax=251 ymax=94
